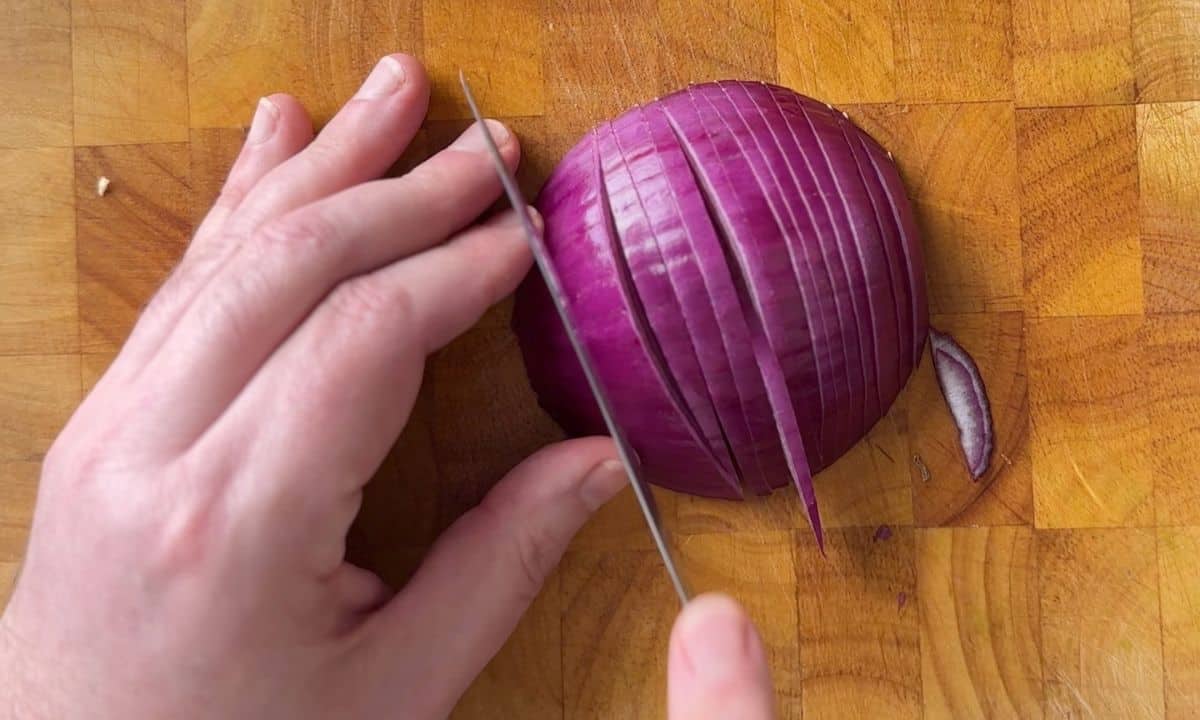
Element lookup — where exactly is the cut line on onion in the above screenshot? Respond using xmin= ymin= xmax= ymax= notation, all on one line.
xmin=928 ymin=328 xmax=995 ymax=480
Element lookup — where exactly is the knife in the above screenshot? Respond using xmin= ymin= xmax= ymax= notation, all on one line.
xmin=458 ymin=71 xmax=691 ymax=605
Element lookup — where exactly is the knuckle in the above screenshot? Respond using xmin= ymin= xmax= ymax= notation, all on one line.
xmin=478 ymin=492 xmax=561 ymax=599
xmin=253 ymin=210 xmax=342 ymax=263
xmin=326 ymin=277 xmax=410 ymax=327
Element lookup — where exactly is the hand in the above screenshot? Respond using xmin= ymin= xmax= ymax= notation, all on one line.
xmin=668 ymin=594 xmax=777 ymax=720
xmin=0 ymin=53 xmax=629 ymax=719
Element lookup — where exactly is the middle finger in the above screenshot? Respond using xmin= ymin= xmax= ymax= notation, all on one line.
xmin=138 ymin=120 xmax=520 ymax=451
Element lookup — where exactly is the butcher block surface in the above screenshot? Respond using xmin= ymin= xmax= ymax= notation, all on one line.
xmin=2 ymin=1 xmax=1200 ymax=717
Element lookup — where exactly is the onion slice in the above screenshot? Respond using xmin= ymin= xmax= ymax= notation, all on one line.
xmin=928 ymin=328 xmax=994 ymax=480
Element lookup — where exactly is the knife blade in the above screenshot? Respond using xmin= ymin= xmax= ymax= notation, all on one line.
xmin=458 ymin=71 xmax=690 ymax=605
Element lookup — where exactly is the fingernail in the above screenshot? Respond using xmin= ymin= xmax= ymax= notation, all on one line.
xmin=453 ymin=119 xmax=509 ymax=152
xmin=526 ymin=206 xmax=543 ymax=231
xmin=579 ymin=458 xmax=627 ymax=511
xmin=678 ymin=595 xmax=753 ymax=683
xmin=356 ymin=56 xmax=406 ymax=99
xmin=246 ymin=97 xmax=279 ymax=145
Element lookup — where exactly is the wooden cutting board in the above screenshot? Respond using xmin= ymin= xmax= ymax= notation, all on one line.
xmin=2 ymin=1 xmax=1199 ymax=717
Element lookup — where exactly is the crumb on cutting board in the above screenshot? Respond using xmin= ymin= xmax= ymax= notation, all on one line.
xmin=96 ymin=176 xmax=111 ymax=197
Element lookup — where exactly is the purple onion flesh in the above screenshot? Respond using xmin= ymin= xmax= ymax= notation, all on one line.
xmin=513 ymin=80 xmax=993 ymax=543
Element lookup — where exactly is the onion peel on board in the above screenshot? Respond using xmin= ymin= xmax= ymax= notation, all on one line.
xmin=513 ymin=80 xmax=995 ymax=546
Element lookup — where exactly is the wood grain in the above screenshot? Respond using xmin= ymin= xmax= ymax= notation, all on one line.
xmin=1 ymin=2 xmax=1199 ymax=717
xmin=917 ymin=527 xmax=1043 ymax=719
xmin=894 ymin=0 xmax=1013 ymax=103
xmin=562 ymin=549 xmax=676 ymax=719
xmin=0 ymin=354 xmax=79 ymax=463
xmin=1138 ymin=101 xmax=1200 ymax=314
xmin=776 ymin=0 xmax=895 ymax=105
xmin=187 ymin=0 xmax=423 ymax=128
xmin=72 ymin=0 xmax=189 ymax=146
xmin=858 ymin=102 xmax=1024 ymax=314
xmin=1038 ymin=528 xmax=1164 ymax=719
xmin=76 ymin=143 xmax=190 ymax=354
xmin=795 ymin=527 xmax=920 ymax=718
xmin=1147 ymin=316 xmax=1200 ymax=526
xmin=1028 ymin=317 xmax=1153 ymax=528
xmin=423 ymin=0 xmax=542 ymax=120
xmin=1017 ymin=105 xmax=1143 ymax=317
xmin=0 ymin=0 xmax=72 ymax=148
xmin=1159 ymin=527 xmax=1200 ymax=718
xmin=1132 ymin=0 xmax=1200 ymax=102
xmin=1013 ymin=0 xmax=1135 ymax=107
xmin=0 ymin=147 xmax=78 ymax=355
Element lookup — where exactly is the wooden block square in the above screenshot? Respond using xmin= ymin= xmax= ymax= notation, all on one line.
xmin=1013 ymin=0 xmax=1135 ymax=107
xmin=1132 ymin=0 xmax=1200 ymax=102
xmin=1028 ymin=317 xmax=1152 ymax=528
xmin=189 ymin=128 xmax=247 ymax=230
xmin=873 ymin=102 xmax=1023 ymax=314
xmin=72 ymin=0 xmax=188 ymax=145
xmin=187 ymin=0 xmax=422 ymax=128
xmin=0 ymin=463 xmax=39 ymax=563
xmin=1146 ymin=315 xmax=1200 ymax=525
xmin=1017 ymin=106 xmax=1142 ymax=317
xmin=917 ymin=527 xmax=1044 ymax=719
xmin=0 ymin=147 xmax=78 ymax=355
xmin=1159 ymin=527 xmax=1200 ymax=718
xmin=776 ymin=0 xmax=895 ymax=104
xmin=452 ymin=571 xmax=563 ymax=719
xmin=1038 ymin=528 xmax=1164 ymax=719
xmin=0 ymin=354 xmax=79 ymax=463
xmin=657 ymin=0 xmax=775 ymax=90
xmin=0 ymin=0 xmax=71 ymax=147
xmin=423 ymin=0 xmax=542 ymax=120
xmin=795 ymin=527 xmax=920 ymax=718
xmin=910 ymin=312 xmax=1033 ymax=527
xmin=895 ymin=0 xmax=1013 ymax=103
xmin=76 ymin=144 xmax=190 ymax=354
xmin=543 ymin=0 xmax=660 ymax=137
xmin=1139 ymin=101 xmax=1200 ymax=314
xmin=561 ymin=549 xmax=676 ymax=719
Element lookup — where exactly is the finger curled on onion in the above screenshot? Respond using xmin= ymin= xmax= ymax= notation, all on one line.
xmin=513 ymin=80 xmax=993 ymax=547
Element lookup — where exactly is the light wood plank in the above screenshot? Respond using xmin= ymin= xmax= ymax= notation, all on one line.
xmin=1017 ymin=106 xmax=1142 ymax=317
xmin=917 ymin=527 xmax=1044 ymax=719
xmin=1028 ymin=317 xmax=1153 ymax=528
xmin=1039 ymin=528 xmax=1164 ymax=719
xmin=0 ymin=147 xmax=77 ymax=355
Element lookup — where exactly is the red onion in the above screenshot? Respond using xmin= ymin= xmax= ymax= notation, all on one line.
xmin=513 ymin=80 xmax=993 ymax=542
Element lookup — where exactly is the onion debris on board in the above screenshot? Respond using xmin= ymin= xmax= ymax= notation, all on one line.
xmin=928 ymin=329 xmax=995 ymax=480
xmin=513 ymin=80 xmax=994 ymax=544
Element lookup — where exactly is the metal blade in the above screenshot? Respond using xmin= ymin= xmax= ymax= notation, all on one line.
xmin=459 ymin=71 xmax=690 ymax=605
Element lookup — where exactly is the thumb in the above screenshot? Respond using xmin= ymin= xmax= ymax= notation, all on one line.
xmin=668 ymin=594 xmax=776 ymax=720
xmin=363 ymin=436 xmax=625 ymax=719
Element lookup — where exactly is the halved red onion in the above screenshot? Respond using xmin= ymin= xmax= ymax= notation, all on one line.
xmin=928 ymin=328 xmax=995 ymax=480
xmin=513 ymin=81 xmax=994 ymax=544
